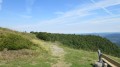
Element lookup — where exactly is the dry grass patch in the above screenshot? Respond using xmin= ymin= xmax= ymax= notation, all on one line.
xmin=0 ymin=49 xmax=39 ymax=61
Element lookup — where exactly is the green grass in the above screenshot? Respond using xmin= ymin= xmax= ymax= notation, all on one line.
xmin=61 ymin=46 xmax=97 ymax=67
xmin=0 ymin=40 xmax=120 ymax=67
xmin=0 ymin=51 xmax=52 ymax=67
xmin=0 ymin=27 xmax=56 ymax=67
xmin=0 ymin=27 xmax=59 ymax=67
xmin=0 ymin=33 xmax=35 ymax=50
xmin=0 ymin=28 xmax=37 ymax=50
xmin=0 ymin=40 xmax=57 ymax=67
xmin=60 ymin=44 xmax=120 ymax=67
xmin=0 ymin=39 xmax=54 ymax=67
xmin=0 ymin=27 xmax=120 ymax=67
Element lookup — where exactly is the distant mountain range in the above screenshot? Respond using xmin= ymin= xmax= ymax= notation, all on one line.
xmin=84 ymin=33 xmax=120 ymax=46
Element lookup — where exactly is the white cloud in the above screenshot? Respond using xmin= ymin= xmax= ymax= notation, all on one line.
xmin=19 ymin=0 xmax=35 ymax=19
xmin=37 ymin=0 xmax=120 ymax=25
xmin=0 ymin=0 xmax=2 ymax=4
xmin=90 ymin=17 xmax=120 ymax=24
xmin=18 ymin=0 xmax=119 ymax=22
xmin=26 ymin=0 xmax=36 ymax=14
xmin=90 ymin=0 xmax=113 ymax=15
xmin=13 ymin=0 xmax=120 ymax=33
xmin=54 ymin=11 xmax=64 ymax=15
xmin=68 ymin=15 xmax=120 ymax=25
xmin=0 ymin=0 xmax=3 ymax=11
xmin=34 ymin=6 xmax=95 ymax=26
xmin=94 ymin=0 xmax=120 ymax=8
xmin=20 ymin=15 xmax=32 ymax=19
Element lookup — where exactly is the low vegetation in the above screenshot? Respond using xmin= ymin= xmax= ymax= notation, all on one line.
xmin=0 ymin=27 xmax=56 ymax=67
xmin=61 ymin=45 xmax=120 ymax=67
xmin=0 ymin=27 xmax=120 ymax=67
xmin=63 ymin=46 xmax=97 ymax=67
xmin=31 ymin=32 xmax=120 ymax=57
xmin=0 ymin=27 xmax=36 ymax=50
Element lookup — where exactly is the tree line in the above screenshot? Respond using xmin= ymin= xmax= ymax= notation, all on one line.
xmin=31 ymin=32 xmax=120 ymax=57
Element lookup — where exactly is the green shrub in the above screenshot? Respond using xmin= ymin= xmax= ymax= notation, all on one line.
xmin=0 ymin=33 xmax=35 ymax=50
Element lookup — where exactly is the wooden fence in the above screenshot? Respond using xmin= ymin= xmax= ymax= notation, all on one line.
xmin=101 ymin=54 xmax=120 ymax=67
xmin=97 ymin=50 xmax=120 ymax=67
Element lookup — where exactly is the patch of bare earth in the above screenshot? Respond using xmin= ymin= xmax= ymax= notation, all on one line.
xmin=50 ymin=45 xmax=71 ymax=67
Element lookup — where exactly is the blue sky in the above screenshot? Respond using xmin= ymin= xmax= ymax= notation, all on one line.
xmin=0 ymin=0 xmax=120 ymax=33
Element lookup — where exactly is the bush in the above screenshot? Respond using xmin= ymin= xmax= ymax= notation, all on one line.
xmin=0 ymin=33 xmax=34 ymax=50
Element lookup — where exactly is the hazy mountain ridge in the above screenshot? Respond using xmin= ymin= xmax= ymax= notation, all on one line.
xmin=88 ymin=33 xmax=120 ymax=46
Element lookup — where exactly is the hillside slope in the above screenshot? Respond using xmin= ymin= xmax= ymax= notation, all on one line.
xmin=0 ymin=27 xmax=37 ymax=50
xmin=32 ymin=32 xmax=120 ymax=57
xmin=0 ymin=27 xmax=120 ymax=67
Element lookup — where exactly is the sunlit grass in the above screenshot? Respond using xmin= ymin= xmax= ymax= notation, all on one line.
xmin=0 ymin=40 xmax=56 ymax=67
xmin=0 ymin=27 xmax=120 ymax=67
xmin=0 ymin=27 xmax=56 ymax=67
xmin=60 ymin=44 xmax=120 ymax=67
xmin=61 ymin=45 xmax=97 ymax=67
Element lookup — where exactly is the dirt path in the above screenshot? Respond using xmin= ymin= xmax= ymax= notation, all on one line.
xmin=50 ymin=45 xmax=71 ymax=67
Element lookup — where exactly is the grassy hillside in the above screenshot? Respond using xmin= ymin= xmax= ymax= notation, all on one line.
xmin=0 ymin=27 xmax=37 ymax=50
xmin=0 ymin=27 xmax=55 ymax=67
xmin=0 ymin=27 xmax=120 ymax=67
xmin=31 ymin=32 xmax=120 ymax=57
